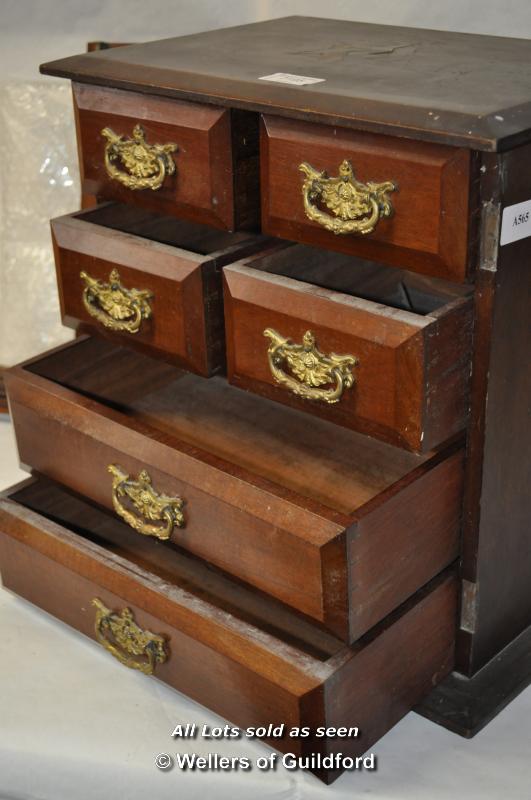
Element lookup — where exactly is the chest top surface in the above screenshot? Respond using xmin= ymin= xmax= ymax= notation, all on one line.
xmin=41 ymin=16 xmax=531 ymax=151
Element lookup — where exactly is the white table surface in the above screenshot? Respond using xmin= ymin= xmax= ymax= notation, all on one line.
xmin=0 ymin=414 xmax=529 ymax=800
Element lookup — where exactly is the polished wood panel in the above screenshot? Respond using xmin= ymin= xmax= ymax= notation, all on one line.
xmin=261 ymin=115 xmax=472 ymax=281
xmin=323 ymin=574 xmax=457 ymax=783
xmin=52 ymin=204 xmax=267 ymax=375
xmin=458 ymin=143 xmax=531 ymax=674
xmin=5 ymin=337 xmax=462 ymax=642
xmin=224 ymin=246 xmax=473 ymax=451
xmin=73 ymin=83 xmax=259 ymax=231
xmin=0 ymin=477 xmax=457 ymax=784
xmin=7 ymin=478 xmax=342 ymax=658
xmin=41 ymin=17 xmax=531 ymax=152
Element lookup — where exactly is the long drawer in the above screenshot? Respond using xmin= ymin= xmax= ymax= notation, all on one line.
xmin=0 ymin=477 xmax=457 ymax=784
xmin=51 ymin=203 xmax=268 ymax=374
xmin=224 ymin=244 xmax=473 ymax=452
xmin=5 ymin=336 xmax=463 ymax=642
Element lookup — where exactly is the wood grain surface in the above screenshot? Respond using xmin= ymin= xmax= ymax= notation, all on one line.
xmin=41 ymin=17 xmax=531 ymax=152
xmin=458 ymin=143 xmax=531 ymax=674
xmin=52 ymin=204 xmax=268 ymax=374
xmin=5 ymin=337 xmax=462 ymax=642
xmin=73 ymin=84 xmax=259 ymax=231
xmin=0 ymin=477 xmax=457 ymax=783
xmin=224 ymin=246 xmax=473 ymax=451
xmin=261 ymin=115 xmax=472 ymax=282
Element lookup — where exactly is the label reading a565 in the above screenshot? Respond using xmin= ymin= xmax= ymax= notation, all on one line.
xmin=500 ymin=200 xmax=531 ymax=245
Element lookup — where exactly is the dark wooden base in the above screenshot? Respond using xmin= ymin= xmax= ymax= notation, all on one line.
xmin=415 ymin=622 xmax=531 ymax=737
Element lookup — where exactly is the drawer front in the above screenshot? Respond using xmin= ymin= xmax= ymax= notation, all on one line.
xmin=224 ymin=261 xmax=473 ymax=453
xmin=6 ymin=364 xmax=348 ymax=635
xmin=73 ymin=83 xmax=259 ymax=231
xmin=261 ymin=115 xmax=472 ymax=282
xmin=51 ymin=207 xmax=266 ymax=376
xmin=0 ymin=478 xmax=457 ymax=784
xmin=6 ymin=340 xmax=463 ymax=642
xmin=0 ymin=482 xmax=319 ymax=743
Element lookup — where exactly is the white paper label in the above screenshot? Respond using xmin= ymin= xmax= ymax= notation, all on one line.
xmin=258 ymin=72 xmax=325 ymax=86
xmin=500 ymin=200 xmax=531 ymax=245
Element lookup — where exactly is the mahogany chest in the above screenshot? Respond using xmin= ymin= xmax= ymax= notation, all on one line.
xmin=1 ymin=17 xmax=530 ymax=784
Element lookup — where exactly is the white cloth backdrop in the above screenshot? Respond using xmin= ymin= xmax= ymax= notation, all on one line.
xmin=0 ymin=83 xmax=77 ymax=366
xmin=1 ymin=3 xmax=531 ymax=799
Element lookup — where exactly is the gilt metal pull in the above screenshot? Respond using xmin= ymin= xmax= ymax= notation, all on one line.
xmin=92 ymin=598 xmax=168 ymax=675
xmin=264 ymin=328 xmax=357 ymax=404
xmin=108 ymin=464 xmax=185 ymax=540
xmin=101 ymin=124 xmax=177 ymax=191
xmin=80 ymin=268 xmax=153 ymax=334
xmin=299 ymin=159 xmax=396 ymax=235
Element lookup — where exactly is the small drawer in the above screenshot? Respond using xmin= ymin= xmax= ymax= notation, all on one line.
xmin=52 ymin=203 xmax=268 ymax=375
xmin=224 ymin=245 xmax=473 ymax=452
xmin=0 ymin=477 xmax=457 ymax=784
xmin=73 ymin=83 xmax=259 ymax=231
xmin=261 ymin=115 xmax=472 ymax=283
xmin=6 ymin=337 xmax=462 ymax=642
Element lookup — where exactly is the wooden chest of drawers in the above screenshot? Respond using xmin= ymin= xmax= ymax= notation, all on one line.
xmin=1 ymin=16 xmax=530 ymax=784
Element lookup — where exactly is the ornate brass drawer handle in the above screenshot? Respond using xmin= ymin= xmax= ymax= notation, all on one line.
xmin=80 ymin=268 xmax=153 ymax=334
xmin=101 ymin=124 xmax=178 ymax=191
xmin=92 ymin=598 xmax=168 ymax=675
xmin=108 ymin=464 xmax=185 ymax=540
xmin=264 ymin=328 xmax=357 ymax=404
xmin=299 ymin=159 xmax=396 ymax=235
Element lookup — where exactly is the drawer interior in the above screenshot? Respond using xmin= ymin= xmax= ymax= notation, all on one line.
xmin=245 ymin=244 xmax=472 ymax=315
xmin=8 ymin=477 xmax=343 ymax=661
xmin=74 ymin=203 xmax=259 ymax=255
xmin=26 ymin=337 xmax=430 ymax=516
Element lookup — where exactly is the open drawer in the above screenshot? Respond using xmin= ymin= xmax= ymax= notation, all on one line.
xmin=5 ymin=336 xmax=463 ymax=642
xmin=52 ymin=203 xmax=269 ymax=375
xmin=224 ymin=244 xmax=473 ymax=452
xmin=0 ymin=477 xmax=457 ymax=784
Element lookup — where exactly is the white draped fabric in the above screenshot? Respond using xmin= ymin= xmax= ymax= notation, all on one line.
xmin=0 ymin=82 xmax=77 ymax=367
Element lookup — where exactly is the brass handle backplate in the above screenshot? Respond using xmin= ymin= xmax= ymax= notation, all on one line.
xmin=108 ymin=464 xmax=185 ymax=540
xmin=92 ymin=598 xmax=168 ymax=675
xmin=80 ymin=268 xmax=153 ymax=334
xmin=264 ymin=328 xmax=357 ymax=404
xmin=101 ymin=124 xmax=177 ymax=191
xmin=299 ymin=159 xmax=396 ymax=235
